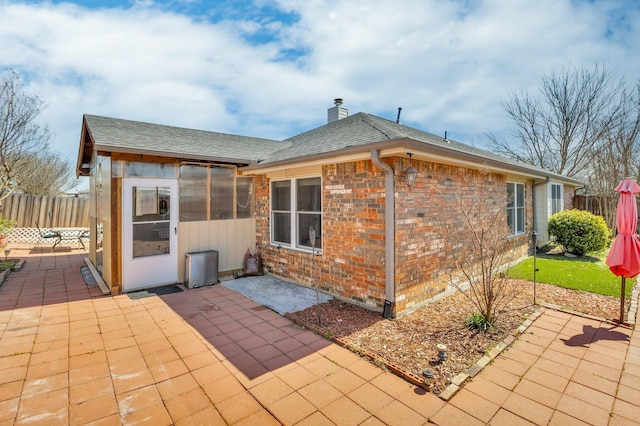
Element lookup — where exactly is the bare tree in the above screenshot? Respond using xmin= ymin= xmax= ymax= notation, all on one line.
xmin=588 ymin=79 xmax=640 ymax=230
xmin=489 ymin=65 xmax=621 ymax=178
xmin=443 ymin=171 xmax=524 ymax=327
xmin=16 ymin=152 xmax=79 ymax=195
xmin=0 ymin=69 xmax=50 ymax=202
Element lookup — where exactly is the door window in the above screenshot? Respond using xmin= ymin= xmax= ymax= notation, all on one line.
xmin=132 ymin=186 xmax=172 ymax=258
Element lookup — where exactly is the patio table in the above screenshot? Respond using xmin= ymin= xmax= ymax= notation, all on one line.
xmin=51 ymin=227 xmax=90 ymax=249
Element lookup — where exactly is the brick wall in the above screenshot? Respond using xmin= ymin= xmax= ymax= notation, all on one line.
xmin=394 ymin=160 xmax=532 ymax=313
xmin=256 ymin=156 xmax=533 ymax=315
xmin=395 ymin=160 xmax=465 ymax=313
xmin=257 ymin=160 xmax=387 ymax=310
xmin=564 ymin=185 xmax=576 ymax=210
xmin=321 ymin=161 xmax=387 ymax=307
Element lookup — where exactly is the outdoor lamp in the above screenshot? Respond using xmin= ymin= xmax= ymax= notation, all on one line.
xmin=405 ymin=153 xmax=418 ymax=187
xmin=4 ymin=248 xmax=10 ymax=261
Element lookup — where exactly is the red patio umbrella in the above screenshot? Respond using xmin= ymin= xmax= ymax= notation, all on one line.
xmin=606 ymin=178 xmax=640 ymax=324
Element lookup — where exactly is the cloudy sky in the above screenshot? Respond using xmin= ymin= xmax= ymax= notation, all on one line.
xmin=2 ymin=0 xmax=639 ymax=189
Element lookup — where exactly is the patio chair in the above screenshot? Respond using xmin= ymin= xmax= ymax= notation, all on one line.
xmin=35 ymin=221 xmax=59 ymax=249
xmin=78 ymin=229 xmax=89 ymax=250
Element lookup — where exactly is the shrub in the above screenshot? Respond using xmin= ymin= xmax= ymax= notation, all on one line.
xmin=0 ymin=217 xmax=15 ymax=237
xmin=465 ymin=312 xmax=493 ymax=332
xmin=548 ymin=209 xmax=609 ymax=256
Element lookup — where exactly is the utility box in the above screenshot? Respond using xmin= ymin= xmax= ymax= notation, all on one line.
xmin=185 ymin=250 xmax=219 ymax=289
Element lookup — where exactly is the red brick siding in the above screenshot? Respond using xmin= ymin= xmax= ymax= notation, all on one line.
xmin=255 ymin=156 xmax=532 ymax=315
xmin=256 ymin=160 xmax=387 ymax=309
xmin=321 ymin=161 xmax=387 ymax=307
xmin=564 ymin=185 xmax=576 ymax=210
xmin=394 ymin=161 xmax=532 ymax=313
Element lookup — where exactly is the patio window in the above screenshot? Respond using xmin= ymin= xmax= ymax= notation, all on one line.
xmin=551 ymin=183 xmax=563 ymax=215
xmin=179 ymin=165 xmax=208 ymax=222
xmin=271 ymin=177 xmax=322 ymax=251
xmin=210 ymin=167 xmax=234 ymax=220
xmin=507 ymin=182 xmax=525 ymax=235
xmin=236 ymin=177 xmax=254 ymax=219
xmin=179 ymin=164 xmax=254 ymax=222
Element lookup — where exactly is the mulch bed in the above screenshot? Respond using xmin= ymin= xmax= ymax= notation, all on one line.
xmin=288 ymin=279 xmax=630 ymax=394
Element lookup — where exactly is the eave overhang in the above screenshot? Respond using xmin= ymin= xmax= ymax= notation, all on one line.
xmin=240 ymin=137 xmax=585 ymax=187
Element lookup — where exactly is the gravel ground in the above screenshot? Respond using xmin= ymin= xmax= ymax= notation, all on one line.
xmin=288 ymin=279 xmax=630 ymax=394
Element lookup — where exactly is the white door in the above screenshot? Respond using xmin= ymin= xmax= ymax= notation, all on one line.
xmin=122 ymin=178 xmax=178 ymax=291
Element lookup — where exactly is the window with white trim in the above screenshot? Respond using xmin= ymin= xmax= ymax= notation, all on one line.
xmin=551 ymin=183 xmax=563 ymax=215
xmin=507 ymin=182 xmax=525 ymax=235
xmin=271 ymin=177 xmax=322 ymax=251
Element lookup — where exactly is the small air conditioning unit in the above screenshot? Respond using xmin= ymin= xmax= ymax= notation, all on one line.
xmin=184 ymin=250 xmax=219 ymax=288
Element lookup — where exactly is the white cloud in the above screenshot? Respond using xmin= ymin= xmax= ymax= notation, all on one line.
xmin=1 ymin=0 xmax=638 ymax=189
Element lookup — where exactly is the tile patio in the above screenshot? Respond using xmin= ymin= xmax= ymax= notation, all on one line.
xmin=0 ymin=246 xmax=639 ymax=425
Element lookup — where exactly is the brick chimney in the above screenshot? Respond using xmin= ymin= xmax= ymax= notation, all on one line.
xmin=327 ymin=98 xmax=348 ymax=123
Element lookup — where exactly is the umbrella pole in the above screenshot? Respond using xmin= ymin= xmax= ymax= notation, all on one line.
xmin=620 ymin=276 xmax=626 ymax=325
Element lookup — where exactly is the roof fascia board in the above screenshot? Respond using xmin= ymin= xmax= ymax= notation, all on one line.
xmin=240 ymin=139 xmax=400 ymax=174
xmin=93 ymin=144 xmax=253 ymax=166
xmin=247 ymin=145 xmax=553 ymax=182
xmin=76 ymin=117 xmax=92 ymax=177
xmin=407 ymin=149 xmax=550 ymax=181
xmin=398 ymin=138 xmax=584 ymax=186
xmin=242 ymin=137 xmax=585 ymax=186
xmin=240 ymin=152 xmax=372 ymax=175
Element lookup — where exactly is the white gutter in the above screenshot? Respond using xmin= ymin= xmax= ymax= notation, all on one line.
xmin=370 ymin=150 xmax=395 ymax=318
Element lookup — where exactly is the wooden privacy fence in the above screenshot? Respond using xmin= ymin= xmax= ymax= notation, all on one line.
xmin=0 ymin=193 xmax=89 ymax=228
xmin=575 ymin=194 xmax=640 ymax=213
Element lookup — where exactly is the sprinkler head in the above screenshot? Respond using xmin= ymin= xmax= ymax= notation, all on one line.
xmin=437 ymin=343 xmax=447 ymax=362
xmin=422 ymin=368 xmax=435 ymax=390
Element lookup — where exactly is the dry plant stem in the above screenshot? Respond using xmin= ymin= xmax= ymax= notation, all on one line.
xmin=443 ymin=174 xmax=521 ymax=325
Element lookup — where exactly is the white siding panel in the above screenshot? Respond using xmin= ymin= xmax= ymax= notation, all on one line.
xmin=101 ymin=218 xmax=112 ymax=286
xmin=178 ymin=219 xmax=256 ymax=281
xmin=534 ymin=183 xmax=549 ymax=245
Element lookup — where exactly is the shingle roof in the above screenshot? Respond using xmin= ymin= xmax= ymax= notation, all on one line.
xmin=82 ymin=114 xmax=287 ymax=164
xmin=254 ymin=112 xmax=583 ymax=185
xmin=79 ymin=112 xmax=584 ymax=185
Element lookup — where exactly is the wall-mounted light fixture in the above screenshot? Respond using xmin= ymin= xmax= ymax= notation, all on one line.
xmin=405 ymin=153 xmax=418 ymax=187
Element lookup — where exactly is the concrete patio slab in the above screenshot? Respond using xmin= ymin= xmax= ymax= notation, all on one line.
xmin=221 ymin=274 xmax=332 ymax=315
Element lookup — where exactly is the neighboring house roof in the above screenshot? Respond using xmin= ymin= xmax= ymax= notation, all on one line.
xmin=76 ymin=114 xmax=286 ymax=175
xmin=76 ymin=112 xmax=584 ymax=186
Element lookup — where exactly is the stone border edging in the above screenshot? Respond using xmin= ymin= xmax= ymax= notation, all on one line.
xmin=285 ymin=307 xmax=544 ymax=400
xmin=437 ymin=308 xmax=543 ymax=400
xmin=628 ymin=282 xmax=640 ymax=324
xmin=284 ymin=314 xmax=426 ymax=388
xmin=0 ymin=268 xmax=9 ymax=287
xmin=0 ymin=258 xmax=26 ymax=288
xmin=538 ymin=301 xmax=635 ymax=329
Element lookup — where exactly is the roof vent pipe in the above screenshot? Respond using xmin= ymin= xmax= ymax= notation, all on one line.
xmin=328 ymin=98 xmax=349 ymax=123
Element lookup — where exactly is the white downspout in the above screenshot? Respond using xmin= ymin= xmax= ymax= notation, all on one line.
xmin=370 ymin=150 xmax=395 ymax=318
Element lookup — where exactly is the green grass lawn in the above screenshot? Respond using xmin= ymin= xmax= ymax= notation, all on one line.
xmin=0 ymin=259 xmax=18 ymax=272
xmin=507 ymin=250 xmax=634 ymax=298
